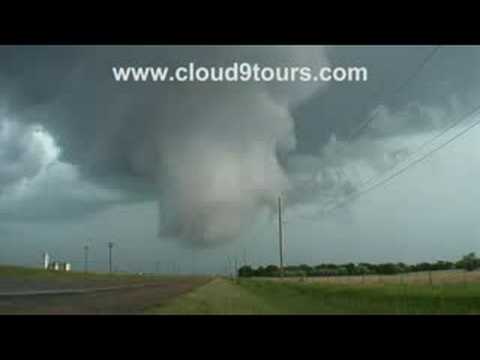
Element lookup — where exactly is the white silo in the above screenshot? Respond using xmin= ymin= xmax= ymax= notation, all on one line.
xmin=43 ymin=253 xmax=50 ymax=269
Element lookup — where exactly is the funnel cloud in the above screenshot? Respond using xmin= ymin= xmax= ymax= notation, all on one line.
xmin=0 ymin=46 xmax=330 ymax=247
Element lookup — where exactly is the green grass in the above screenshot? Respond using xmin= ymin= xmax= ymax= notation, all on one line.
xmin=9 ymin=265 xmax=480 ymax=314
xmin=0 ymin=264 xmax=197 ymax=284
xmin=149 ymin=277 xmax=480 ymax=314
xmin=238 ymin=279 xmax=480 ymax=314
xmin=147 ymin=278 xmax=277 ymax=314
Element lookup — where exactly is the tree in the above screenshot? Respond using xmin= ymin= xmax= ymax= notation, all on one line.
xmin=264 ymin=265 xmax=280 ymax=277
xmin=345 ymin=263 xmax=356 ymax=275
xmin=255 ymin=266 xmax=266 ymax=277
xmin=396 ymin=262 xmax=408 ymax=273
xmin=238 ymin=265 xmax=255 ymax=277
xmin=376 ymin=263 xmax=400 ymax=275
xmin=298 ymin=264 xmax=312 ymax=275
xmin=461 ymin=253 xmax=480 ymax=271
xmin=355 ymin=265 xmax=369 ymax=275
xmin=359 ymin=263 xmax=376 ymax=274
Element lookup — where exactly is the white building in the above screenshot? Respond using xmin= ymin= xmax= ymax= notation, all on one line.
xmin=47 ymin=261 xmax=71 ymax=272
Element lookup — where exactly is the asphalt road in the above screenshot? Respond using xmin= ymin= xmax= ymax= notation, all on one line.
xmin=0 ymin=277 xmax=210 ymax=314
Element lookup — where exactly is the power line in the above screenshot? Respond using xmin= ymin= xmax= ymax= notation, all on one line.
xmin=301 ymin=47 xmax=442 ymax=210
xmin=84 ymin=245 xmax=89 ymax=273
xmin=347 ymin=46 xmax=441 ymax=141
xmin=360 ymin=108 xmax=480 ymax=195
xmin=307 ymin=46 xmax=440 ymax=213
xmin=355 ymin=100 xmax=480 ymax=191
xmin=296 ymin=104 xmax=480 ymax=222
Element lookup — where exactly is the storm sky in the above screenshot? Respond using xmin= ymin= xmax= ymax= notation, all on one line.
xmin=1 ymin=45 xmax=480 ymax=274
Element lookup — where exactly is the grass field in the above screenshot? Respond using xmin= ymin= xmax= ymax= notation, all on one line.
xmin=0 ymin=264 xmax=188 ymax=292
xmin=0 ymin=264 xmax=172 ymax=281
xmin=149 ymin=275 xmax=480 ymax=314
xmin=4 ymin=265 xmax=480 ymax=314
xmin=261 ymin=269 xmax=480 ymax=286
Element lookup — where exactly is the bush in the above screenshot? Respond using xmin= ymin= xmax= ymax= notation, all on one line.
xmin=238 ymin=265 xmax=255 ymax=278
xmin=284 ymin=270 xmax=307 ymax=277
xmin=309 ymin=269 xmax=337 ymax=277
xmin=354 ymin=265 xmax=369 ymax=275
xmin=376 ymin=263 xmax=400 ymax=275
xmin=238 ymin=253 xmax=480 ymax=279
xmin=461 ymin=253 xmax=480 ymax=271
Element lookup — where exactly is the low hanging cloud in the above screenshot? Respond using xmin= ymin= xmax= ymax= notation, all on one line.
xmin=0 ymin=117 xmax=55 ymax=192
xmin=0 ymin=161 xmax=129 ymax=222
xmin=0 ymin=116 xmax=144 ymax=222
xmin=0 ymin=46 xmax=330 ymax=247
xmin=151 ymin=48 xmax=331 ymax=246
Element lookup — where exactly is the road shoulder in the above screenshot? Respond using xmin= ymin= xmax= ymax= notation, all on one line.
xmin=146 ymin=277 xmax=276 ymax=314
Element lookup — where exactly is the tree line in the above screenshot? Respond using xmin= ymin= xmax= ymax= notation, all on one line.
xmin=237 ymin=252 xmax=480 ymax=278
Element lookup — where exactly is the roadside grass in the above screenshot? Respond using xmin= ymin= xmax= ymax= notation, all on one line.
xmin=0 ymin=264 xmax=201 ymax=284
xmin=237 ymin=279 xmax=480 ymax=314
xmin=149 ymin=277 xmax=480 ymax=314
xmin=147 ymin=278 xmax=277 ymax=314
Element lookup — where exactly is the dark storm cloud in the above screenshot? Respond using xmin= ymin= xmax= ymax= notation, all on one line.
xmin=0 ymin=46 xmax=330 ymax=246
xmin=294 ymin=46 xmax=480 ymax=150
xmin=285 ymin=46 xmax=480 ymax=214
xmin=2 ymin=45 xmax=479 ymax=248
xmin=0 ymin=119 xmax=48 ymax=190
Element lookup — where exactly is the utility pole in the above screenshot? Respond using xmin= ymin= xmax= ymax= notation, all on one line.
xmin=191 ymin=249 xmax=195 ymax=275
xmin=278 ymin=196 xmax=284 ymax=277
xmin=108 ymin=242 xmax=114 ymax=273
xmin=234 ymin=257 xmax=238 ymax=279
xmin=226 ymin=256 xmax=231 ymax=278
xmin=84 ymin=245 xmax=89 ymax=273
